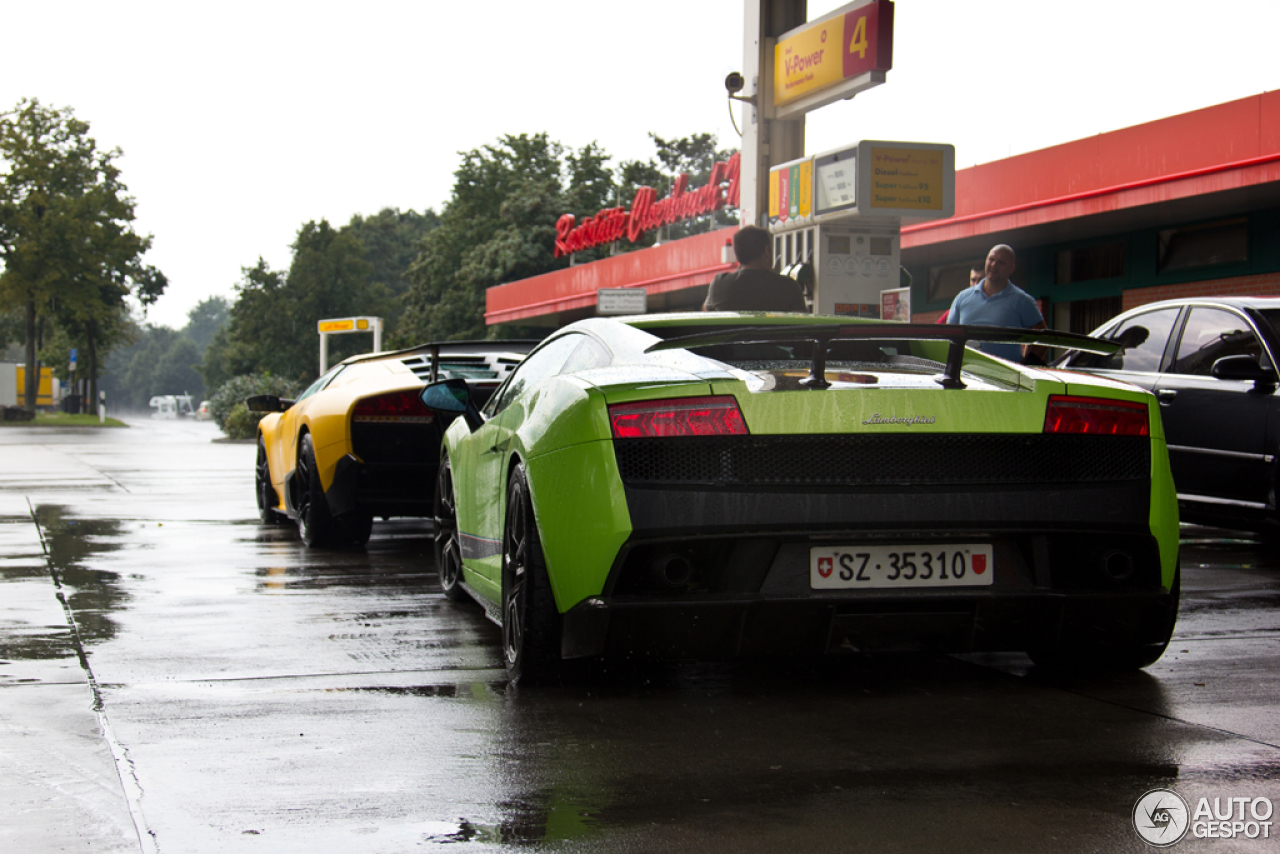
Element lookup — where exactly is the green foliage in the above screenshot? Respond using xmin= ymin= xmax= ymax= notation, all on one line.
xmin=0 ymin=413 xmax=128 ymax=428
xmin=221 ymin=403 xmax=258 ymax=440
xmin=397 ymin=134 xmax=615 ymax=345
xmin=202 ymin=208 xmax=437 ymax=386
xmin=208 ymin=131 xmax=735 ymax=366
xmin=617 ymin=132 xmax=740 ymax=246
xmin=0 ymin=305 xmax=21 ymax=348
xmin=207 ymin=373 xmax=298 ymax=434
xmin=345 ymin=208 xmax=439 ymax=309
xmin=183 ymin=296 xmax=229 ymax=353
xmin=397 ymin=132 xmax=738 ymax=343
xmin=95 ymin=321 xmax=206 ymax=410
xmin=0 ymin=98 xmax=166 ymax=408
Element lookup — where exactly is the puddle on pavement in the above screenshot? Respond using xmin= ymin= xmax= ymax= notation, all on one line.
xmin=424 ymin=797 xmax=599 ymax=846
xmin=32 ymin=504 xmax=128 ymax=647
xmin=337 ymin=682 xmax=507 ymax=699
xmin=252 ymin=556 xmax=433 ymax=593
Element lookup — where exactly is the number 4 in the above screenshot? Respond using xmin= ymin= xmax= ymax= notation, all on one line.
xmin=848 ymin=15 xmax=868 ymax=59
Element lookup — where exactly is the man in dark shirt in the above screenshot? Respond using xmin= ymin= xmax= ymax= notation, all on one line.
xmin=702 ymin=225 xmax=807 ymax=312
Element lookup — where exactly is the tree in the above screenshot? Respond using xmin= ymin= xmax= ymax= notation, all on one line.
xmin=0 ymin=98 xmax=166 ymax=410
xmin=183 ymin=296 xmax=229 ymax=354
xmin=344 ymin=207 xmax=439 ymax=312
xmin=398 ymin=134 xmax=615 ymax=344
xmin=96 ymin=318 xmax=208 ymax=411
xmin=206 ymin=220 xmax=386 ymax=388
xmin=615 ymin=132 xmax=739 ymax=248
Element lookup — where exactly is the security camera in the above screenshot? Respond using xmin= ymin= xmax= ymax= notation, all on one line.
xmin=725 ymin=72 xmax=745 ymax=95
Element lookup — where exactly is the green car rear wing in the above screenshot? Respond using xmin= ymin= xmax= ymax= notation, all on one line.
xmin=646 ymin=324 xmax=1120 ymax=390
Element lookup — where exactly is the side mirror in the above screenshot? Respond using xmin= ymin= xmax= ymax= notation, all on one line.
xmin=1211 ymin=355 xmax=1278 ymax=390
xmin=421 ymin=379 xmax=483 ymax=431
xmin=245 ymin=394 xmax=294 ymax=413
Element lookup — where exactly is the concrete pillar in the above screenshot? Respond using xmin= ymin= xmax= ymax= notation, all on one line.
xmin=740 ymin=0 xmax=808 ymax=228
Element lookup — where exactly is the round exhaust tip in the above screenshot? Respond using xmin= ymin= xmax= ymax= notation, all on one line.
xmin=649 ymin=553 xmax=693 ymax=589
xmin=1100 ymin=550 xmax=1134 ymax=581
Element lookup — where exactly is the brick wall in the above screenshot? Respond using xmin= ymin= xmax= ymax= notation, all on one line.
xmin=1123 ymin=272 xmax=1280 ymax=311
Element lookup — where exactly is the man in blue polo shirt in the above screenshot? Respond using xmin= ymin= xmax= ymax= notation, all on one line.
xmin=946 ymin=244 xmax=1047 ymax=363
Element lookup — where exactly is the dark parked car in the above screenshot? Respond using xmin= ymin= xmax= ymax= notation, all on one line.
xmin=1060 ymin=296 xmax=1280 ymax=536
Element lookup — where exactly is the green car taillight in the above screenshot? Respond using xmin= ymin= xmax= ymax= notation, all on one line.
xmin=609 ymin=396 xmax=749 ymax=439
xmin=1043 ymin=395 xmax=1149 ymax=436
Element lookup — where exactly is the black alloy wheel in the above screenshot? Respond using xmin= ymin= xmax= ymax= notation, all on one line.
xmin=435 ymin=454 xmax=468 ymax=602
xmin=255 ymin=437 xmax=283 ymax=524
xmin=501 ymin=464 xmax=560 ymax=683
xmin=295 ymin=433 xmax=334 ymax=547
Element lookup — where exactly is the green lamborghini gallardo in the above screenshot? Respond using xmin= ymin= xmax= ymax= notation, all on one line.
xmin=420 ymin=313 xmax=1180 ymax=681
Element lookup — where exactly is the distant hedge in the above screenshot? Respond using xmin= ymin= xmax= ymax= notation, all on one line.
xmin=208 ymin=374 xmax=298 ymax=439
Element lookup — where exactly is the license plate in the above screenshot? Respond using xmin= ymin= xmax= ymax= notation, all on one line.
xmin=810 ymin=544 xmax=994 ymax=589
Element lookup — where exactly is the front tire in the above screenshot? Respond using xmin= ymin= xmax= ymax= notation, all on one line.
xmin=434 ymin=454 xmax=468 ymax=602
xmin=295 ymin=434 xmax=334 ymax=547
xmin=501 ymin=463 xmax=561 ymax=683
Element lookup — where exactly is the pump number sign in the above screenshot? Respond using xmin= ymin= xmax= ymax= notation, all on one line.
xmin=774 ymin=0 xmax=893 ymax=114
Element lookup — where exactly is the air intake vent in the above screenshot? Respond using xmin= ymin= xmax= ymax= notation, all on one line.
xmin=613 ymin=434 xmax=1150 ymax=488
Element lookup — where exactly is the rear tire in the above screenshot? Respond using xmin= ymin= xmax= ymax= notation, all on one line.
xmin=339 ymin=511 xmax=374 ymax=547
xmin=434 ymin=454 xmax=468 ymax=602
xmin=256 ymin=437 xmax=285 ymax=524
xmin=1029 ymin=566 xmax=1180 ymax=671
xmin=295 ymin=434 xmax=334 ymax=547
xmin=501 ymin=463 xmax=561 ymax=683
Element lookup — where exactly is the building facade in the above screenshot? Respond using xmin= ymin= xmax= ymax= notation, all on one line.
xmin=487 ymin=91 xmax=1280 ymax=335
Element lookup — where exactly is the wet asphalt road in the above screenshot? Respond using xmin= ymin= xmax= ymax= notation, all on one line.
xmin=0 ymin=418 xmax=1278 ymax=853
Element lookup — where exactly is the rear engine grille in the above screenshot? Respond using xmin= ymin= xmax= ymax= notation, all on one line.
xmin=613 ymin=435 xmax=1150 ymax=488
xmin=352 ymin=422 xmax=438 ymax=465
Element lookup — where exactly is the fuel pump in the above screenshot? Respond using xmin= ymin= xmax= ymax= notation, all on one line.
xmin=767 ymin=140 xmax=955 ymax=319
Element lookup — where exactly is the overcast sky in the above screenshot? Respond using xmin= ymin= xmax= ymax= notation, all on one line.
xmin=3 ymin=0 xmax=1278 ymax=330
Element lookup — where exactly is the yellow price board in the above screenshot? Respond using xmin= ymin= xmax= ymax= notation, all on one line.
xmin=867 ymin=146 xmax=944 ymax=211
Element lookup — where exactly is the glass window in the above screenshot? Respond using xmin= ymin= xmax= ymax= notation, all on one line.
xmin=560 ymin=337 xmax=611 ymax=374
xmin=1056 ymin=242 xmax=1125 ymax=284
xmin=1157 ymin=218 xmax=1248 ymax=273
xmin=1068 ymin=308 xmax=1180 ymax=372
xmin=296 ymin=366 xmax=343 ymax=402
xmin=1255 ymin=308 xmax=1280 ymax=340
xmin=482 ymin=334 xmax=582 ymax=417
xmin=1171 ymin=308 xmax=1267 ymax=375
xmin=928 ymin=260 xmax=984 ymax=303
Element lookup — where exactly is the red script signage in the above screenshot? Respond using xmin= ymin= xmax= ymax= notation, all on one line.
xmin=554 ymin=152 xmax=741 ymax=257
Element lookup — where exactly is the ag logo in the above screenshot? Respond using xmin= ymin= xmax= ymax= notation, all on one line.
xmin=1133 ymin=788 xmax=1190 ymax=847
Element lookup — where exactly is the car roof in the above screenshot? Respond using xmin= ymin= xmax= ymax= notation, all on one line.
xmin=1120 ymin=295 xmax=1280 ymax=314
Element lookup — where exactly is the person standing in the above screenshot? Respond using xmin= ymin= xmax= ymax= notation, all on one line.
xmin=703 ymin=226 xmax=807 ymax=312
xmin=946 ymin=244 xmax=1047 ymax=363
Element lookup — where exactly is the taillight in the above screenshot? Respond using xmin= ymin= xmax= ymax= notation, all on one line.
xmin=1044 ymin=395 xmax=1149 ymax=436
xmin=352 ymin=391 xmax=435 ymax=424
xmin=609 ymin=396 xmax=748 ymax=439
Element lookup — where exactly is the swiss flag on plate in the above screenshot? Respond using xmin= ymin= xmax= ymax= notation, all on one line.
xmin=972 ymin=554 xmax=988 ymax=575
xmin=818 ymin=557 xmax=834 ymax=578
